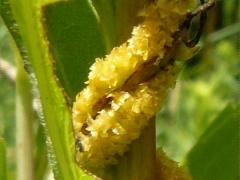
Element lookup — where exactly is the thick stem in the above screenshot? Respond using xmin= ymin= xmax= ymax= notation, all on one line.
xmin=16 ymin=56 xmax=34 ymax=180
xmin=0 ymin=138 xmax=7 ymax=180
xmin=102 ymin=118 xmax=157 ymax=180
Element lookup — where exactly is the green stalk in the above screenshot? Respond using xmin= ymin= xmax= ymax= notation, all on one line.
xmin=101 ymin=119 xmax=157 ymax=180
xmin=34 ymin=125 xmax=48 ymax=180
xmin=16 ymin=54 xmax=34 ymax=180
xmin=0 ymin=138 xmax=7 ymax=180
xmin=114 ymin=119 xmax=157 ymax=180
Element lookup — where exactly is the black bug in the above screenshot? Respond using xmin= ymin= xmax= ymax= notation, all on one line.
xmin=75 ymin=137 xmax=84 ymax=152
xmin=184 ymin=0 xmax=215 ymax=47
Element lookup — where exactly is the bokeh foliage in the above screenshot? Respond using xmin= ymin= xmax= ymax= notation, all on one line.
xmin=156 ymin=0 xmax=239 ymax=161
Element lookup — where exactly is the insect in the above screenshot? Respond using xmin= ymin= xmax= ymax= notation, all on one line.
xmin=184 ymin=0 xmax=214 ymax=47
xmin=75 ymin=136 xmax=84 ymax=153
xmin=72 ymin=0 xmax=215 ymax=171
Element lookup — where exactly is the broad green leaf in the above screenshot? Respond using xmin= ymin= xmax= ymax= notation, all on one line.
xmin=0 ymin=138 xmax=6 ymax=180
xmin=42 ymin=0 xmax=107 ymax=100
xmin=186 ymin=104 xmax=239 ymax=180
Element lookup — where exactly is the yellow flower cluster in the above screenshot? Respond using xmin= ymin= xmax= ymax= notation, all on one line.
xmin=72 ymin=0 xmax=195 ymax=170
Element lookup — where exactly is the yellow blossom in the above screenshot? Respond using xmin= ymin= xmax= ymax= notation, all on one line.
xmin=72 ymin=0 xmax=196 ymax=170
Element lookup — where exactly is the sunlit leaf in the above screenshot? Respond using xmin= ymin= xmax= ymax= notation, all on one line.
xmin=42 ymin=0 xmax=107 ymax=100
xmin=186 ymin=103 xmax=239 ymax=180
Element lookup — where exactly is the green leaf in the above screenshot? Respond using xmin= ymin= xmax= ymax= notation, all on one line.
xmin=186 ymin=103 xmax=240 ymax=180
xmin=42 ymin=0 xmax=107 ymax=100
xmin=0 ymin=138 xmax=7 ymax=180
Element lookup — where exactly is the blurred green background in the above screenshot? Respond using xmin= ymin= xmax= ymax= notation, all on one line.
xmin=156 ymin=0 xmax=239 ymax=161
xmin=0 ymin=0 xmax=239 ymax=179
xmin=0 ymin=17 xmax=16 ymax=179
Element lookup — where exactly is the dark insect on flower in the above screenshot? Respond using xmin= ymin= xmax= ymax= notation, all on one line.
xmin=75 ymin=137 xmax=84 ymax=153
xmin=184 ymin=0 xmax=215 ymax=47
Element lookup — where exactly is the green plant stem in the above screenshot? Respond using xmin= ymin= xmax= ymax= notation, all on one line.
xmin=101 ymin=118 xmax=157 ymax=180
xmin=116 ymin=119 xmax=157 ymax=180
xmin=0 ymin=138 xmax=7 ymax=180
xmin=34 ymin=125 xmax=48 ymax=180
xmin=16 ymin=55 xmax=34 ymax=180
